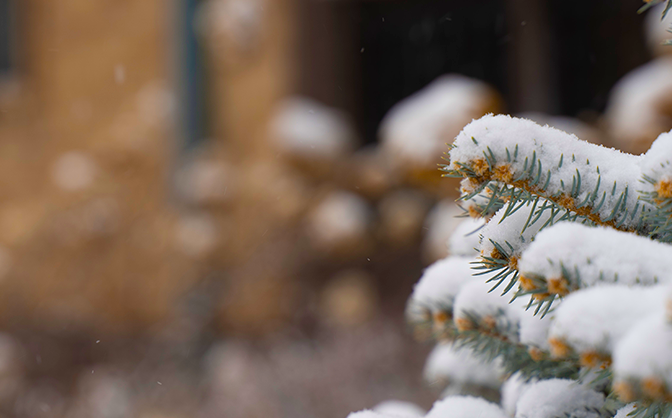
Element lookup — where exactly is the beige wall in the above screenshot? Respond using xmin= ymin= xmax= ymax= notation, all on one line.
xmin=0 ymin=0 xmax=190 ymax=334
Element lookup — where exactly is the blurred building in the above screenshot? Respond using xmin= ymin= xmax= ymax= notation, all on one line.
xmin=0 ymin=0 xmax=669 ymax=417
xmin=0 ymin=0 xmax=190 ymax=335
xmin=0 ymin=0 xmax=662 ymax=336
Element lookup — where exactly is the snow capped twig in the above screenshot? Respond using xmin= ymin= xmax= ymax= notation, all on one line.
xmin=372 ymin=400 xmax=425 ymax=418
xmin=612 ymin=312 xmax=672 ymax=403
xmin=518 ymin=302 xmax=554 ymax=352
xmin=270 ymin=97 xmax=357 ymax=162
xmin=347 ymin=411 xmax=392 ymax=418
xmin=612 ymin=403 xmax=637 ymax=418
xmin=452 ymin=275 xmax=555 ymax=353
xmin=407 ymin=256 xmax=475 ymax=337
xmin=474 ymin=200 xmax=555 ymax=297
xmin=517 ymin=223 xmax=672 ymax=303
xmin=424 ymin=396 xmax=508 ymax=418
xmin=393 ymin=112 xmax=672 ymax=418
xmin=640 ymin=131 xmax=672 ymax=242
xmin=513 ymin=379 xmax=606 ymax=418
xmin=446 ymin=114 xmax=652 ymax=233
xmin=501 ymin=373 xmax=535 ymax=417
xmin=479 ymin=199 xmax=554 ymax=264
xmin=457 ymin=179 xmax=505 ymax=219
xmin=547 ymin=285 xmax=665 ymax=367
xmin=604 ymin=57 xmax=672 ymax=153
xmin=423 ymin=342 xmax=503 ymax=391
xmin=452 ymin=278 xmax=522 ymax=339
xmin=448 ymin=217 xmax=484 ymax=258
xmin=380 ymin=75 xmax=499 ymax=172
xmin=422 ymin=200 xmax=466 ymax=262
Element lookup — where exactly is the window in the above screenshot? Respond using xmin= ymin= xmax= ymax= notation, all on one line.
xmin=0 ymin=0 xmax=13 ymax=75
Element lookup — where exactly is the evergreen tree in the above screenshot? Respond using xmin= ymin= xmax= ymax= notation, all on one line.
xmin=349 ymin=2 xmax=672 ymax=417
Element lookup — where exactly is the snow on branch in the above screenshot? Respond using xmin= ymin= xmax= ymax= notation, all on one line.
xmin=458 ymin=179 xmax=505 ymax=219
xmin=372 ymin=401 xmax=424 ymax=417
xmin=501 ymin=373 xmax=535 ymax=417
xmin=423 ymin=342 xmax=503 ymax=393
xmin=446 ymin=114 xmax=652 ymax=233
xmin=347 ymin=411 xmax=390 ymax=418
xmin=380 ymin=75 xmax=499 ymax=171
xmin=546 ymin=285 xmax=665 ymax=367
xmin=424 ymin=396 xmax=508 ymax=418
xmin=406 ymin=256 xmax=474 ymax=339
xmin=640 ymin=131 xmax=672 ymax=242
xmin=452 ymin=278 xmax=524 ymax=339
xmin=518 ymin=222 xmax=672 ymax=302
xmin=612 ymin=309 xmax=672 ymax=403
xmin=474 ymin=200 xmax=555 ymax=297
xmin=513 ymin=379 xmax=606 ymax=418
xmin=447 ymin=217 xmax=484 ymax=258
xmin=392 ymin=114 xmax=672 ymax=418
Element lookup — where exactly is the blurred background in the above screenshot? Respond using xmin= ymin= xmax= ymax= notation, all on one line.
xmin=0 ymin=0 xmax=669 ymax=417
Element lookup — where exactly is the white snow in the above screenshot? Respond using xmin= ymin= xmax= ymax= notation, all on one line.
xmin=348 ymin=411 xmax=390 ymax=418
xmin=517 ymin=301 xmax=554 ymax=351
xmin=448 ymin=217 xmax=485 ymax=257
xmin=501 ymin=373 xmax=533 ymax=417
xmin=449 ymin=114 xmax=649 ymax=230
xmin=518 ymin=112 xmax=603 ymax=145
xmin=372 ymin=400 xmax=425 ymax=417
xmin=518 ymin=222 xmax=672 ymax=289
xmin=641 ymin=130 xmax=672 ymax=183
xmin=645 ymin=4 xmax=672 ymax=56
xmin=548 ymin=285 xmax=665 ymax=355
xmin=270 ymin=97 xmax=357 ymax=161
xmin=425 ymin=396 xmax=508 ymax=418
xmin=307 ymin=191 xmax=372 ymax=249
xmin=380 ymin=75 xmax=496 ymax=170
xmin=424 ymin=342 xmax=503 ymax=389
xmin=409 ymin=256 xmax=475 ymax=314
xmin=514 ymin=379 xmax=605 ymax=418
xmin=605 ymin=58 xmax=672 ymax=153
xmin=478 ymin=200 xmax=553 ymax=261
xmin=613 ymin=403 xmax=637 ymax=418
xmin=450 ymin=275 xmax=547 ymax=347
xmin=422 ymin=200 xmax=465 ymax=262
xmin=459 ymin=184 xmax=502 ymax=219
xmin=613 ymin=312 xmax=672 ymax=384
xmin=419 ymin=110 xmax=672 ymax=412
xmin=452 ymin=277 xmax=522 ymax=339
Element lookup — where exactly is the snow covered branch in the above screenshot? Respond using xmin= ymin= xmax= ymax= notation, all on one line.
xmin=518 ymin=222 xmax=672 ymax=302
xmin=446 ymin=114 xmax=653 ymax=233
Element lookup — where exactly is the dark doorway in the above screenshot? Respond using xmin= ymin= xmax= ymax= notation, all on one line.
xmin=357 ymin=0 xmax=509 ymax=144
xmin=296 ymin=0 xmax=652 ymax=145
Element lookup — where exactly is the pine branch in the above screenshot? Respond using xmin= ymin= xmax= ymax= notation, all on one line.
xmin=407 ymin=256 xmax=476 ymax=341
xmin=446 ymin=115 xmax=653 ymax=234
xmin=424 ymin=342 xmax=503 ymax=394
xmin=454 ymin=319 xmax=580 ymax=381
xmin=612 ymin=312 xmax=672 ymax=405
xmin=547 ymin=285 xmax=664 ymax=369
xmin=517 ymin=223 xmax=672 ymax=304
xmin=457 ymin=179 xmax=506 ymax=219
xmin=472 ymin=198 xmax=597 ymax=298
